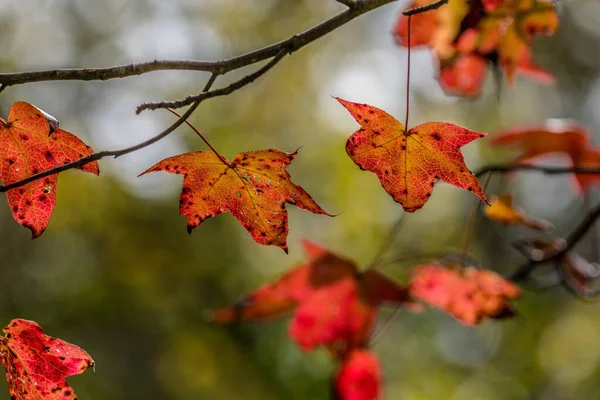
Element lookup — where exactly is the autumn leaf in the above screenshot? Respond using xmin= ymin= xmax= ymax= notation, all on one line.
xmin=0 ymin=102 xmax=99 ymax=237
xmin=0 ymin=319 xmax=94 ymax=400
xmin=140 ymin=149 xmax=331 ymax=252
xmin=209 ymin=239 xmax=407 ymax=352
xmin=409 ymin=264 xmax=520 ymax=324
xmin=491 ymin=120 xmax=600 ymax=192
xmin=336 ymin=98 xmax=487 ymax=212
xmin=484 ymin=193 xmax=553 ymax=231
xmin=334 ymin=349 xmax=381 ymax=400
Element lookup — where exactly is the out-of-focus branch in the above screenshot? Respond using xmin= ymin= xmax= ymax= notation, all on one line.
xmin=510 ymin=203 xmax=600 ymax=281
xmin=475 ymin=164 xmax=600 ymax=178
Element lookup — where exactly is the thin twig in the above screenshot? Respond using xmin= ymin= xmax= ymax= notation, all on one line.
xmin=336 ymin=0 xmax=356 ymax=6
xmin=367 ymin=213 xmax=405 ymax=270
xmin=510 ymin=202 xmax=600 ymax=281
xmin=137 ymin=50 xmax=287 ymax=113
xmin=404 ymin=15 xmax=411 ymax=129
xmin=475 ymin=164 xmax=600 ymax=178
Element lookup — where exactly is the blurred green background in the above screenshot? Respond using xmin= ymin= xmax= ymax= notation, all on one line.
xmin=1 ymin=0 xmax=600 ymax=399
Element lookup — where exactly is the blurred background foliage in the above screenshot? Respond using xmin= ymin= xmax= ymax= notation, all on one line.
xmin=1 ymin=0 xmax=600 ymax=399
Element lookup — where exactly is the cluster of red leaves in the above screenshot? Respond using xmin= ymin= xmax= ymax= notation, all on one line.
xmin=336 ymin=98 xmax=487 ymax=212
xmin=212 ymin=240 xmax=520 ymax=398
xmin=0 ymin=102 xmax=99 ymax=237
xmin=394 ymin=0 xmax=558 ymax=96
xmin=490 ymin=119 xmax=600 ymax=193
xmin=409 ymin=264 xmax=521 ymax=324
xmin=0 ymin=319 xmax=94 ymax=400
xmin=210 ymin=240 xmax=408 ymax=399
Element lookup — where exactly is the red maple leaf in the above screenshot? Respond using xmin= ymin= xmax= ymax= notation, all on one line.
xmin=0 ymin=102 xmax=99 ymax=237
xmin=336 ymin=98 xmax=487 ymax=212
xmin=334 ymin=349 xmax=381 ymax=400
xmin=491 ymin=120 xmax=600 ymax=192
xmin=0 ymin=319 xmax=94 ymax=400
xmin=209 ymin=239 xmax=407 ymax=352
xmin=140 ymin=149 xmax=331 ymax=252
xmin=409 ymin=264 xmax=520 ymax=324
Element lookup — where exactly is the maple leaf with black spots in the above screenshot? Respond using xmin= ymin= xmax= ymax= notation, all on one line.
xmin=0 ymin=102 xmax=99 ymax=237
xmin=140 ymin=149 xmax=331 ymax=252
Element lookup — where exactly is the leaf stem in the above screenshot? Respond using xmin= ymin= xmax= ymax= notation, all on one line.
xmin=404 ymin=15 xmax=412 ymax=130
xmin=165 ymin=108 xmax=231 ymax=167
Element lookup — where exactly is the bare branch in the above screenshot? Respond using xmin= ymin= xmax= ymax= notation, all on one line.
xmin=0 ymin=0 xmax=397 ymax=90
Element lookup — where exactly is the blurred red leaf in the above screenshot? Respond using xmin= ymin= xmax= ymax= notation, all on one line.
xmin=140 ymin=149 xmax=331 ymax=252
xmin=0 ymin=319 xmax=94 ymax=400
xmin=491 ymin=120 xmax=600 ymax=192
xmin=409 ymin=264 xmax=520 ymax=324
xmin=334 ymin=349 xmax=381 ymax=400
xmin=209 ymin=239 xmax=407 ymax=352
xmin=337 ymin=98 xmax=487 ymax=212
xmin=0 ymin=102 xmax=99 ymax=237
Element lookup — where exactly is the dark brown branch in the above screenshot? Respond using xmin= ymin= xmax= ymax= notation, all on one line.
xmin=136 ymin=50 xmax=287 ymax=113
xmin=402 ymin=0 xmax=448 ymax=15
xmin=0 ymin=0 xmax=397 ymax=90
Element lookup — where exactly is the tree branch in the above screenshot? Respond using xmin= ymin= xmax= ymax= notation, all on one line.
xmin=0 ymin=0 xmax=397 ymax=91
xmin=0 ymin=0 xmax=398 ymax=192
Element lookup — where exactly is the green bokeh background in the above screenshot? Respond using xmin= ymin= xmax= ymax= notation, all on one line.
xmin=1 ymin=1 xmax=600 ymax=399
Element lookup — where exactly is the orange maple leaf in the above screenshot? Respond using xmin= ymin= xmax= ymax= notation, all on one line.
xmin=140 ymin=149 xmax=331 ymax=252
xmin=0 ymin=319 xmax=94 ymax=400
xmin=209 ymin=239 xmax=407 ymax=352
xmin=0 ymin=102 xmax=99 ymax=237
xmin=484 ymin=193 xmax=553 ymax=231
xmin=336 ymin=98 xmax=487 ymax=212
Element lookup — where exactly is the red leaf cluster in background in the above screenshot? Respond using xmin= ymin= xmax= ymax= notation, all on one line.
xmin=211 ymin=240 xmax=520 ymax=398
xmin=490 ymin=120 xmax=600 ymax=193
xmin=210 ymin=240 xmax=409 ymax=399
xmin=409 ymin=264 xmax=520 ymax=324
xmin=0 ymin=319 xmax=94 ymax=400
xmin=394 ymin=0 xmax=558 ymax=96
xmin=0 ymin=102 xmax=99 ymax=237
